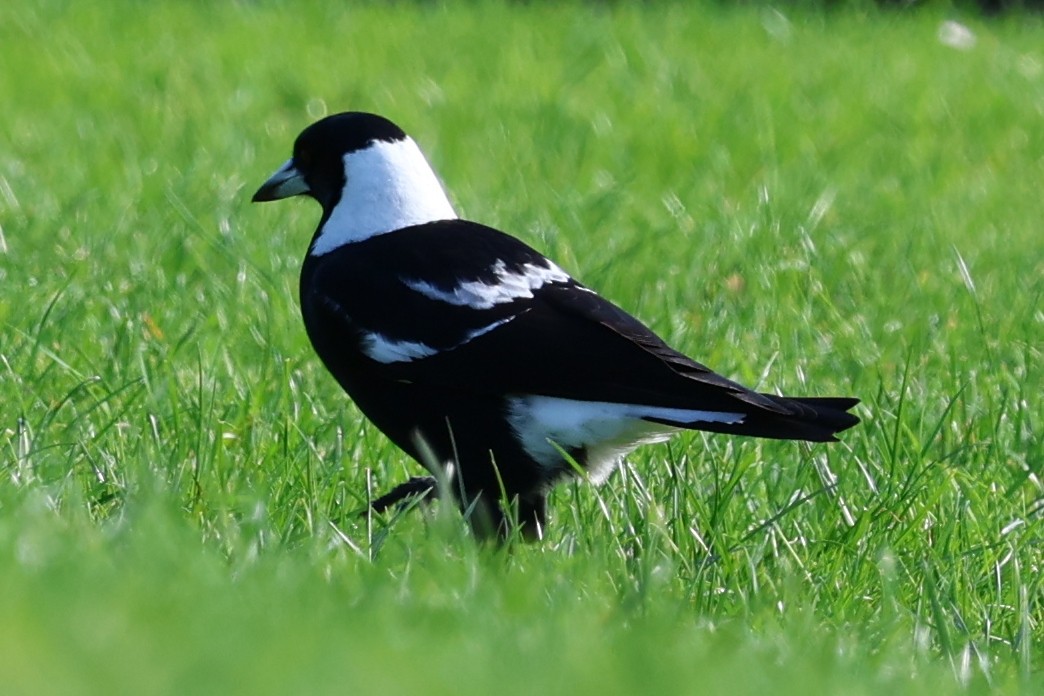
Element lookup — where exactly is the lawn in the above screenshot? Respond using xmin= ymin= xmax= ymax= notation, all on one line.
xmin=1 ymin=0 xmax=1041 ymax=693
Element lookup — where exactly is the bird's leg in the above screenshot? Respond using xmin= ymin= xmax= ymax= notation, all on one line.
xmin=369 ymin=476 xmax=438 ymax=513
xmin=477 ymin=494 xmax=547 ymax=542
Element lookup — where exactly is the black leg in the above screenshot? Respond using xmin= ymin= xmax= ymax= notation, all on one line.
xmin=475 ymin=493 xmax=547 ymax=542
xmin=368 ymin=477 xmax=547 ymax=545
xmin=369 ymin=476 xmax=438 ymax=514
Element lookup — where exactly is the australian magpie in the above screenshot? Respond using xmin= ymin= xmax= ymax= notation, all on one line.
xmin=252 ymin=111 xmax=860 ymax=540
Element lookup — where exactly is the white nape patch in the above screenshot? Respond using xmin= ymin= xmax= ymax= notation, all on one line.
xmin=361 ymin=332 xmax=439 ymax=364
xmin=506 ymin=395 xmax=745 ymax=483
xmin=311 ymin=137 xmax=458 ymax=255
xmin=403 ymin=260 xmax=571 ymax=309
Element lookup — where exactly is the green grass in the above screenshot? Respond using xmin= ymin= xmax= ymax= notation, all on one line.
xmin=2 ymin=0 xmax=1042 ymax=693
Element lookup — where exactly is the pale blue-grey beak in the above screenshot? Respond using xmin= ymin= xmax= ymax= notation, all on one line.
xmin=252 ymin=158 xmax=310 ymax=202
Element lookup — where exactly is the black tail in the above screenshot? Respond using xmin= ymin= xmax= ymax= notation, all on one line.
xmin=648 ymin=395 xmax=861 ymax=443
xmin=769 ymin=396 xmax=861 ymax=441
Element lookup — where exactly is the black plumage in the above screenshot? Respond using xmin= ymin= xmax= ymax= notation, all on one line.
xmin=253 ymin=112 xmax=860 ymax=539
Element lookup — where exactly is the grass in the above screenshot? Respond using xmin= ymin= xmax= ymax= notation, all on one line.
xmin=1 ymin=0 xmax=1042 ymax=692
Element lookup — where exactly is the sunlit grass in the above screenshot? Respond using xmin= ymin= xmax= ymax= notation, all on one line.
xmin=1 ymin=0 xmax=1042 ymax=693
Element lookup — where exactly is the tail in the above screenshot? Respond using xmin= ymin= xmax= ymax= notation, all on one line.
xmin=647 ymin=395 xmax=861 ymax=443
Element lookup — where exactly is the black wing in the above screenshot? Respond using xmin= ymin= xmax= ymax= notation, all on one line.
xmin=306 ymin=220 xmax=859 ymax=439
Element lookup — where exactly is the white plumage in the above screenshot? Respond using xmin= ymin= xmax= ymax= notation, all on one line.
xmin=311 ymin=138 xmax=457 ymax=254
xmin=506 ymin=395 xmax=744 ymax=482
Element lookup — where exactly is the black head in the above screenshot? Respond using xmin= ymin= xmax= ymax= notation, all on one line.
xmin=252 ymin=112 xmax=408 ymax=209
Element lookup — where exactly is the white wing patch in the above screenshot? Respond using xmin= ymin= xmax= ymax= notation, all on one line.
xmin=403 ymin=259 xmax=570 ymax=309
xmin=506 ymin=395 xmax=745 ymax=483
xmin=462 ymin=315 xmax=518 ymax=341
xmin=360 ymin=333 xmax=440 ymax=364
xmin=360 ymin=315 xmax=520 ymax=364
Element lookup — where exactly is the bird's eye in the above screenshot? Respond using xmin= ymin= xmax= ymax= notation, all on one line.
xmin=296 ymin=149 xmax=313 ymax=169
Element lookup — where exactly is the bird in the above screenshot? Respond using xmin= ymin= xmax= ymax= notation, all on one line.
xmin=252 ymin=111 xmax=860 ymax=540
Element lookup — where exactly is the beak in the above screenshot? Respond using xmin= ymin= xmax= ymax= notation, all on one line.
xmin=252 ymin=159 xmax=310 ymax=202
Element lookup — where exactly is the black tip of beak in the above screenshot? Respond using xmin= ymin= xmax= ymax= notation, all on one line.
xmin=251 ymin=161 xmax=309 ymax=204
xmin=251 ymin=186 xmax=276 ymax=203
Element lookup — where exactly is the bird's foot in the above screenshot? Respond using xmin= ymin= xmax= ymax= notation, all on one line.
xmin=368 ymin=476 xmax=438 ymax=514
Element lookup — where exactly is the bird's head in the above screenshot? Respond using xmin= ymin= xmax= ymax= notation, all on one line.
xmin=252 ymin=112 xmax=457 ymax=253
